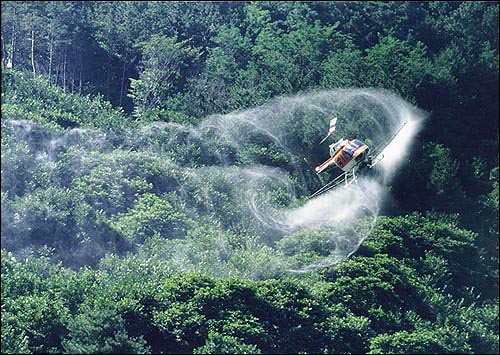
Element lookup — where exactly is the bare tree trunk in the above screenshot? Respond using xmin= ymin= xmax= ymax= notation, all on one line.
xmin=120 ymin=60 xmax=127 ymax=106
xmin=1 ymin=33 xmax=7 ymax=68
xmin=31 ymin=29 xmax=36 ymax=76
xmin=106 ymin=52 xmax=112 ymax=101
xmin=63 ymin=52 xmax=67 ymax=92
xmin=71 ymin=63 xmax=77 ymax=93
xmin=79 ymin=52 xmax=83 ymax=94
xmin=48 ymin=31 xmax=53 ymax=84
xmin=1 ymin=33 xmax=5 ymax=68
xmin=7 ymin=21 xmax=16 ymax=69
xmin=54 ymin=61 xmax=58 ymax=86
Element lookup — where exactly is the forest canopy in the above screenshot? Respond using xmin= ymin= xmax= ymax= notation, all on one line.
xmin=1 ymin=1 xmax=498 ymax=354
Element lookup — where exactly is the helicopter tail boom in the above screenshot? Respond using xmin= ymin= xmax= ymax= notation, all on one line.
xmin=315 ymin=155 xmax=337 ymax=174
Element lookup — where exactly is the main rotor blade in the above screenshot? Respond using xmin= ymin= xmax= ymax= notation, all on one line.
xmin=319 ymin=117 xmax=337 ymax=144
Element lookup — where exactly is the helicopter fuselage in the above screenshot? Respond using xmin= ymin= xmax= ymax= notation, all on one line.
xmin=316 ymin=138 xmax=370 ymax=174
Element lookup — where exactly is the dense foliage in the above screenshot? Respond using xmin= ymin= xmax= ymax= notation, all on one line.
xmin=1 ymin=1 xmax=498 ymax=354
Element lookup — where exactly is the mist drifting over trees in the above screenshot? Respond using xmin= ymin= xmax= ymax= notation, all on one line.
xmin=1 ymin=1 xmax=498 ymax=354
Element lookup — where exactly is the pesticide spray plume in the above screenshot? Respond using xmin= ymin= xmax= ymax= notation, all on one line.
xmin=193 ymin=88 xmax=425 ymax=272
xmin=2 ymin=88 xmax=425 ymax=277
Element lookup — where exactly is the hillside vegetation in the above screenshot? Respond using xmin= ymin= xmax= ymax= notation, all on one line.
xmin=1 ymin=1 xmax=498 ymax=354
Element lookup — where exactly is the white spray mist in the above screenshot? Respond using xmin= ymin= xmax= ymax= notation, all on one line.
xmin=200 ymin=88 xmax=426 ymax=272
xmin=2 ymin=88 xmax=425 ymax=276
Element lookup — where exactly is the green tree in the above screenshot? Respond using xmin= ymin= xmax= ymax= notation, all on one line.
xmin=62 ymin=306 xmax=149 ymax=354
xmin=320 ymin=39 xmax=363 ymax=89
xmin=321 ymin=254 xmax=428 ymax=333
xmin=194 ymin=331 xmax=261 ymax=354
xmin=358 ymin=213 xmax=495 ymax=299
xmin=320 ymin=305 xmax=373 ymax=354
xmin=391 ymin=142 xmax=464 ymax=213
xmin=368 ymin=327 xmax=472 ymax=354
xmin=128 ymin=34 xmax=201 ymax=121
xmin=1 ymin=253 xmax=72 ymax=354
xmin=363 ymin=32 xmax=431 ymax=100
xmin=110 ymin=193 xmax=193 ymax=243
xmin=184 ymin=24 xmax=252 ymax=116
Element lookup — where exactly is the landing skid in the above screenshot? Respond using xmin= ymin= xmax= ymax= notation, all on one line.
xmin=307 ymin=121 xmax=407 ymax=200
xmin=308 ymin=150 xmax=378 ymax=200
xmin=308 ymin=169 xmax=358 ymax=200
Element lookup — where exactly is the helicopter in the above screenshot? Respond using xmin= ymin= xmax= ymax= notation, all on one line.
xmin=308 ymin=116 xmax=406 ymax=199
